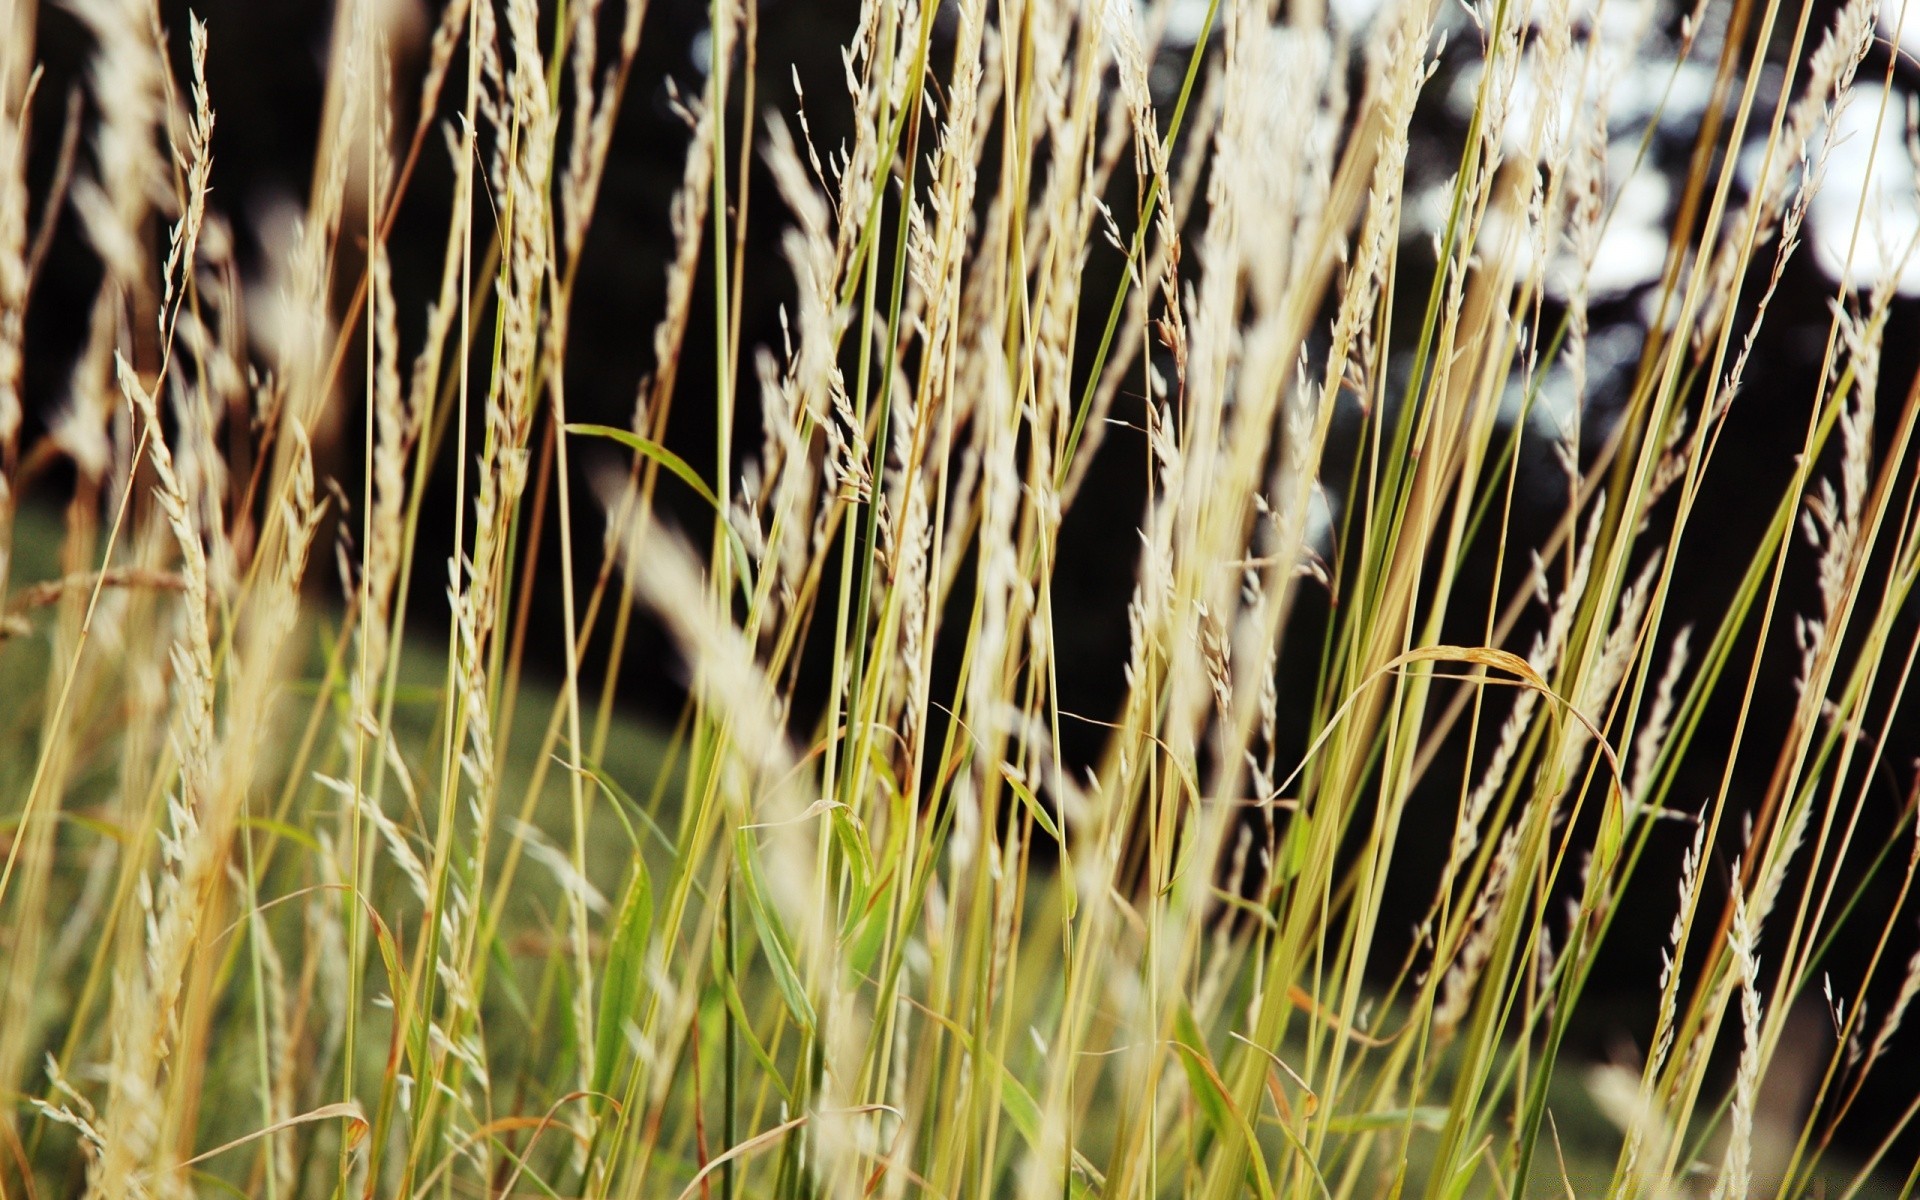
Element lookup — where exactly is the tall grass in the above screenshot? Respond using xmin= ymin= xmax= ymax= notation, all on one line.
xmin=2 ymin=0 xmax=1919 ymax=1196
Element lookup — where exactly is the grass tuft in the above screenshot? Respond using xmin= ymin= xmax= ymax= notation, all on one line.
xmin=3 ymin=0 xmax=1920 ymax=1196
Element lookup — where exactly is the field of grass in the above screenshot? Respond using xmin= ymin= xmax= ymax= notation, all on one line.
xmin=4 ymin=0 xmax=1920 ymax=1197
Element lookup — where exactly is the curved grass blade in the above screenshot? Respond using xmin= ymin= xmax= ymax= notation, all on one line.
xmin=566 ymin=423 xmax=756 ymax=593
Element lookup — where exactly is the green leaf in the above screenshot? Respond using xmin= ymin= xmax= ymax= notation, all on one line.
xmin=1172 ymin=1004 xmax=1234 ymax=1134
xmin=998 ymin=766 xmax=1080 ymax=921
xmin=1320 ymin=1106 xmax=1448 ymax=1134
xmin=1001 ymin=767 xmax=1061 ymax=842
xmin=575 ymin=759 xmax=674 ymax=857
xmin=566 ymin=423 xmax=722 ymax=509
xmin=591 ymin=859 xmax=654 ymax=1115
xmin=236 ymin=815 xmax=322 ymax=854
xmin=486 ymin=928 xmax=537 ymax=1029
xmin=827 ymin=806 xmax=874 ymax=899
xmin=734 ymin=832 xmax=817 ymax=1033
xmin=843 ymin=874 xmax=893 ymax=982
xmin=998 ymin=1071 xmax=1044 ymax=1152
xmin=565 ymin=423 xmax=756 ymax=592
xmin=715 ymin=970 xmax=795 ymax=1104
xmin=1171 ymin=1005 xmax=1275 ymax=1200
xmin=1277 ymin=813 xmax=1312 ymax=882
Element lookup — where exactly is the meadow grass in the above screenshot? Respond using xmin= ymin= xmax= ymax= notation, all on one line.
xmin=3 ymin=0 xmax=1920 ymax=1196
